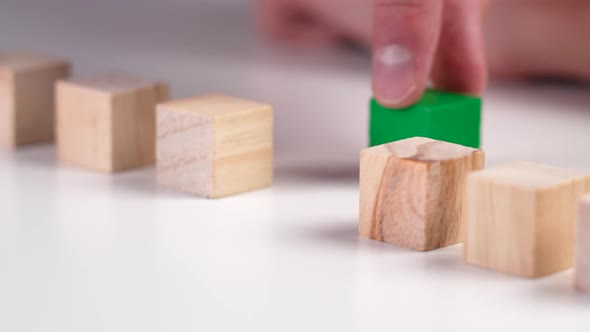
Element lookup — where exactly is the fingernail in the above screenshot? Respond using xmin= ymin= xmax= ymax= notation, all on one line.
xmin=373 ymin=44 xmax=417 ymax=107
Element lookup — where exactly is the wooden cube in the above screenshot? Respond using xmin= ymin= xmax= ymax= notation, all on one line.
xmin=157 ymin=95 xmax=273 ymax=198
xmin=575 ymin=195 xmax=590 ymax=291
xmin=0 ymin=52 xmax=70 ymax=148
xmin=359 ymin=137 xmax=485 ymax=251
xmin=56 ymin=73 xmax=169 ymax=172
xmin=464 ymin=162 xmax=590 ymax=278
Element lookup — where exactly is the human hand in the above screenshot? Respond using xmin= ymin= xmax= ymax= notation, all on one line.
xmin=372 ymin=0 xmax=488 ymax=108
xmin=258 ymin=0 xmax=590 ymax=108
xmin=258 ymin=0 xmax=487 ymax=108
xmin=257 ymin=0 xmax=371 ymax=45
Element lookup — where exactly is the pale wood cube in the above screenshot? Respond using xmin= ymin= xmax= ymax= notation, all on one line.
xmin=157 ymin=95 xmax=273 ymax=198
xmin=0 ymin=52 xmax=70 ymax=148
xmin=576 ymin=195 xmax=590 ymax=291
xmin=56 ymin=73 xmax=169 ymax=172
xmin=464 ymin=161 xmax=590 ymax=278
xmin=359 ymin=137 xmax=485 ymax=251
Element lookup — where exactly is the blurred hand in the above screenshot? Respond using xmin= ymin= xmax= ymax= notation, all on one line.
xmin=258 ymin=0 xmax=487 ymax=108
xmin=258 ymin=0 xmax=590 ymax=107
xmin=372 ymin=0 xmax=487 ymax=108
xmin=257 ymin=0 xmax=371 ymax=45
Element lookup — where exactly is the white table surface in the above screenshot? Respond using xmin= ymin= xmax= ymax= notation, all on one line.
xmin=1 ymin=1 xmax=590 ymax=331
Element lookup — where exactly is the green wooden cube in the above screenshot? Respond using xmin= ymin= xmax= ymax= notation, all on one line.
xmin=369 ymin=89 xmax=481 ymax=148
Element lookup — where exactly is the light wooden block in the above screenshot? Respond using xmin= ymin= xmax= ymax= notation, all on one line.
xmin=359 ymin=137 xmax=485 ymax=251
xmin=157 ymin=94 xmax=273 ymax=198
xmin=575 ymin=195 xmax=590 ymax=291
xmin=464 ymin=161 xmax=590 ymax=278
xmin=56 ymin=73 xmax=169 ymax=172
xmin=0 ymin=52 xmax=70 ymax=148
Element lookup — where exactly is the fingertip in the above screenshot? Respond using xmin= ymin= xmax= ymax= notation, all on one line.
xmin=373 ymin=84 xmax=425 ymax=109
xmin=432 ymin=58 xmax=488 ymax=96
xmin=372 ymin=43 xmax=422 ymax=108
xmin=372 ymin=0 xmax=443 ymax=109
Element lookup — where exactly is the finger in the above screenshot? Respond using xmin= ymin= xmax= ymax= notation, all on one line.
xmin=372 ymin=0 xmax=443 ymax=108
xmin=431 ymin=0 xmax=488 ymax=94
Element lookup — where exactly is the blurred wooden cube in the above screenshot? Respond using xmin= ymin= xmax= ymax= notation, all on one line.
xmin=464 ymin=161 xmax=590 ymax=278
xmin=359 ymin=137 xmax=485 ymax=251
xmin=576 ymin=195 xmax=590 ymax=291
xmin=56 ymin=73 xmax=169 ymax=172
xmin=0 ymin=52 xmax=70 ymax=148
xmin=157 ymin=94 xmax=273 ymax=198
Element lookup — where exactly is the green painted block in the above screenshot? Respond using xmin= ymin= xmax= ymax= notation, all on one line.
xmin=369 ymin=89 xmax=481 ymax=148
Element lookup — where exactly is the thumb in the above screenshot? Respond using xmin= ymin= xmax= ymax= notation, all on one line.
xmin=372 ymin=0 xmax=443 ymax=108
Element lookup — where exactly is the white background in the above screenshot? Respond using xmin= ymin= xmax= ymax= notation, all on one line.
xmin=1 ymin=1 xmax=590 ymax=331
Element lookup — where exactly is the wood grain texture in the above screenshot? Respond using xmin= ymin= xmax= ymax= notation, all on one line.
xmin=157 ymin=106 xmax=214 ymax=196
xmin=0 ymin=52 xmax=70 ymax=148
xmin=575 ymin=195 xmax=590 ymax=291
xmin=157 ymin=94 xmax=273 ymax=198
xmin=464 ymin=161 xmax=590 ymax=278
xmin=56 ymin=73 xmax=169 ymax=172
xmin=359 ymin=137 xmax=485 ymax=251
